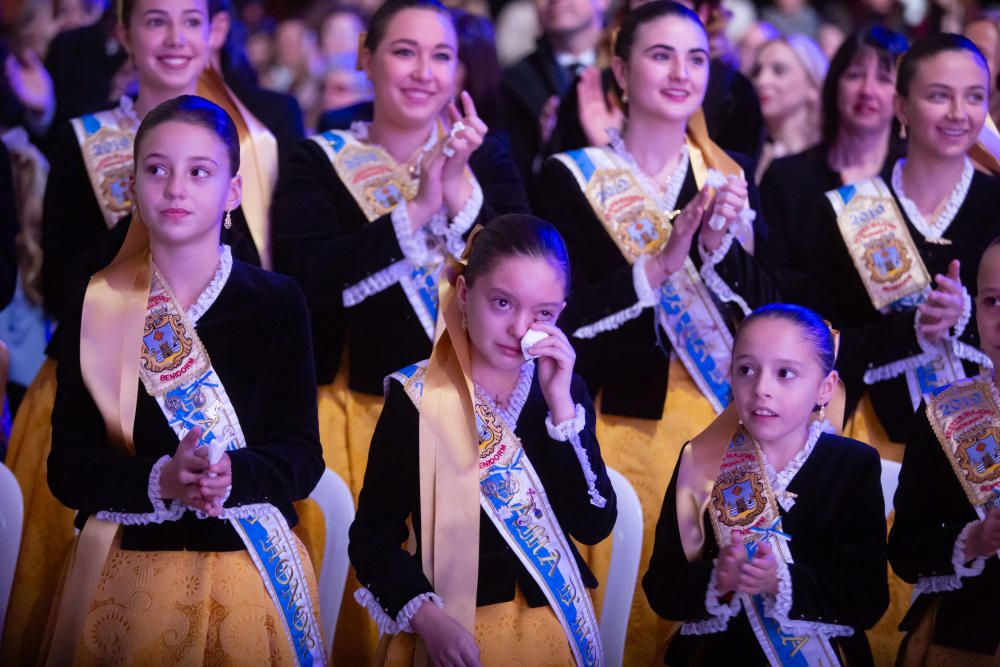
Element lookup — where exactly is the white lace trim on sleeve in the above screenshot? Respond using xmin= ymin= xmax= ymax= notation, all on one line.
xmin=698 ymin=232 xmax=751 ymax=317
xmin=914 ymin=521 xmax=987 ymax=595
xmin=441 ymin=180 xmax=483 ymax=257
xmin=762 ymin=556 xmax=855 ymax=638
xmin=96 ymin=455 xmax=186 ymax=525
xmin=354 ymin=588 xmax=444 ymax=635
xmin=545 ymin=404 xmax=607 ymax=508
xmin=681 ymin=558 xmax=741 ymax=636
xmin=391 ymin=202 xmax=432 ymax=266
xmin=342 ymin=259 xmax=412 ymax=308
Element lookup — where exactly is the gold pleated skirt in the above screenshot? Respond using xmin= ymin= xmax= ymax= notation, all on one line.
xmin=0 ymin=359 xmax=76 ymax=665
xmin=66 ymin=533 xmax=321 ymax=666
xmin=376 ymin=590 xmax=576 ymax=666
xmin=291 ymin=364 xmax=384 ymax=666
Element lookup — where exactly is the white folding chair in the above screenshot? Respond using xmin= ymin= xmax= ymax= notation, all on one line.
xmin=0 ymin=462 xmax=24 ymax=635
xmin=599 ymin=467 xmax=643 ymax=667
xmin=308 ymin=468 xmax=355 ymax=658
xmin=880 ymin=459 xmax=902 ymax=518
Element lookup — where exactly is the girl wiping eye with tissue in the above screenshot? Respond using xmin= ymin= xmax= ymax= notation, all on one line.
xmin=349 ymin=214 xmax=616 ymax=667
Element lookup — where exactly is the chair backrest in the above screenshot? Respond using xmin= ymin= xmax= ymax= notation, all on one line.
xmin=308 ymin=468 xmax=355 ymax=659
xmin=599 ymin=467 xmax=643 ymax=667
xmin=0 ymin=462 xmax=24 ymax=635
xmin=880 ymin=459 xmax=902 ymax=518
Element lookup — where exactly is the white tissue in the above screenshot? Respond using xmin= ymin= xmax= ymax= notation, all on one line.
xmin=521 ymin=329 xmax=550 ymax=361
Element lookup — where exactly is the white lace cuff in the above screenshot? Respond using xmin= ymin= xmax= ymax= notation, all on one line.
xmin=762 ymin=558 xmax=855 ymax=638
xmin=572 ymin=262 xmax=655 ymax=340
xmin=205 ymin=501 xmax=273 ymax=521
xmin=354 ymin=587 xmax=444 ymax=635
xmin=442 ymin=180 xmax=483 ymax=257
xmin=915 ymin=521 xmax=988 ymax=594
xmin=342 ymin=259 xmax=412 ymax=307
xmin=95 ymin=455 xmax=186 ymax=525
xmin=698 ymin=233 xmax=751 ymax=317
xmin=545 ymin=404 xmax=606 ymax=508
xmin=863 ymin=313 xmax=934 ymax=385
xmin=391 ymin=203 xmax=431 ymax=266
xmin=633 ymin=255 xmax=659 ymax=308
xmin=952 ymin=287 xmax=973 ymax=340
xmin=681 ymin=558 xmax=740 ymax=635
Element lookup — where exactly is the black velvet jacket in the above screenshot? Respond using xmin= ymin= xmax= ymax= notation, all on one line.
xmin=48 ymin=260 xmax=324 ymax=552
xmin=758 ymin=144 xmax=900 ymax=310
xmin=270 ymin=134 xmax=529 ymax=393
xmin=888 ymin=403 xmax=999 ymax=656
xmin=348 ymin=371 xmax=617 ymax=617
xmin=40 ymin=120 xmax=261 ymax=325
xmin=643 ymin=434 xmax=888 ymax=666
xmin=814 ymin=171 xmax=1000 ymax=442
xmin=537 ymin=152 xmax=779 ymax=419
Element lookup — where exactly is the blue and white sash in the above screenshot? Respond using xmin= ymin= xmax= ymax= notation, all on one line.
xmin=708 ymin=427 xmax=841 ymax=666
xmin=70 ymin=99 xmax=138 ymax=229
xmin=389 ymin=362 xmax=605 ymax=666
xmin=555 ymin=147 xmax=734 ymax=413
xmin=139 ymin=263 xmax=326 ymax=666
xmin=827 ymin=178 xmax=966 ymax=409
xmin=311 ymin=129 xmax=443 ymax=339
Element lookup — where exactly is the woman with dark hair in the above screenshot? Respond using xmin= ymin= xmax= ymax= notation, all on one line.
xmin=759 ymin=25 xmax=908 ymax=308
xmin=350 ymin=214 xmax=616 ymax=665
xmin=815 ymin=33 xmax=1000 ymax=462
xmin=44 ymin=95 xmax=325 ymax=666
xmin=536 ymin=2 xmax=778 ymax=662
xmin=271 ymin=0 xmax=527 ymax=660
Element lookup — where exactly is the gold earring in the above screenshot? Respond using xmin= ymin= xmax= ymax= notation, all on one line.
xmin=899 ymin=123 xmax=907 ymax=140
xmin=461 ymin=312 xmax=468 ymax=330
xmin=621 ymin=89 xmax=629 ymax=104
xmin=819 ymin=403 xmax=827 ymax=422
xmin=224 ymin=209 xmax=232 ymax=230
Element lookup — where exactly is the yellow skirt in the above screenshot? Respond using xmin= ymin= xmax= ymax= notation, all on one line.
xmin=0 ymin=360 xmax=76 ymax=665
xmin=578 ymin=355 xmax=717 ymax=667
xmin=291 ymin=364 xmax=384 ymax=666
xmin=845 ymin=393 xmax=912 ymax=667
xmin=376 ymin=591 xmax=576 ymax=667
xmin=66 ymin=533 xmax=322 ymax=666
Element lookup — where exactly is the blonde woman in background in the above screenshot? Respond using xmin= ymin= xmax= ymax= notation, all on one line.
xmin=752 ymin=33 xmax=828 ymax=180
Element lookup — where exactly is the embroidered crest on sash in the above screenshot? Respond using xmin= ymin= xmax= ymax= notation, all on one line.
xmin=928 ymin=377 xmax=1000 ymax=511
xmin=555 ymin=146 xmax=735 ymax=413
xmin=389 ymin=363 xmax=605 ymax=666
xmin=826 ymin=179 xmax=930 ymax=311
xmin=139 ymin=264 xmax=326 ymax=666
xmin=705 ymin=426 xmax=843 ymax=666
xmin=71 ymin=106 xmax=138 ymax=228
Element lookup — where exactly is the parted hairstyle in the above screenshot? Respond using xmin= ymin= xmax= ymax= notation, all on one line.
xmin=133 ymin=95 xmax=241 ymax=177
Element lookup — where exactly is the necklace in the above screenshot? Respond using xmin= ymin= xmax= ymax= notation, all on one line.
xmin=352 ymin=121 xmax=436 ymax=180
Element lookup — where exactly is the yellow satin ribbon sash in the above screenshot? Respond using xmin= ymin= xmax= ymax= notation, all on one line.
xmin=198 ymin=67 xmax=278 ymax=269
xmin=417 ymin=269 xmax=481 ymax=641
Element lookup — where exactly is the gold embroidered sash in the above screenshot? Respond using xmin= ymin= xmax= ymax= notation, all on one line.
xmin=70 ymin=103 xmax=138 ymax=229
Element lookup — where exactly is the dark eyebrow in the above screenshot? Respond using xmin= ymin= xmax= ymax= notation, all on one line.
xmin=143 ymin=153 xmax=219 ymax=166
xmin=643 ymin=44 xmax=709 ymax=57
xmin=388 ymin=37 xmax=455 ymax=52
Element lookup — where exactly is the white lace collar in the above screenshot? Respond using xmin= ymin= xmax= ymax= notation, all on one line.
xmin=608 ymin=127 xmax=689 ymax=212
xmin=891 ymin=157 xmax=973 ymax=242
xmin=475 ymin=360 xmax=535 ymax=428
xmin=763 ymin=419 xmax=833 ymax=511
xmin=152 ymin=246 xmax=232 ymax=325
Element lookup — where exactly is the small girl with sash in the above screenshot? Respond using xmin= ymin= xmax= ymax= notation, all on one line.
xmin=888 ymin=237 xmax=1000 ymax=665
xmin=43 ymin=95 xmax=325 ymax=665
xmin=818 ymin=33 xmax=1000 ymax=463
xmin=644 ymin=304 xmax=889 ymax=665
xmin=349 ymin=214 xmax=617 ymax=666
xmin=2 ymin=2 xmax=282 ymax=659
xmin=536 ymin=2 xmax=779 ymax=662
